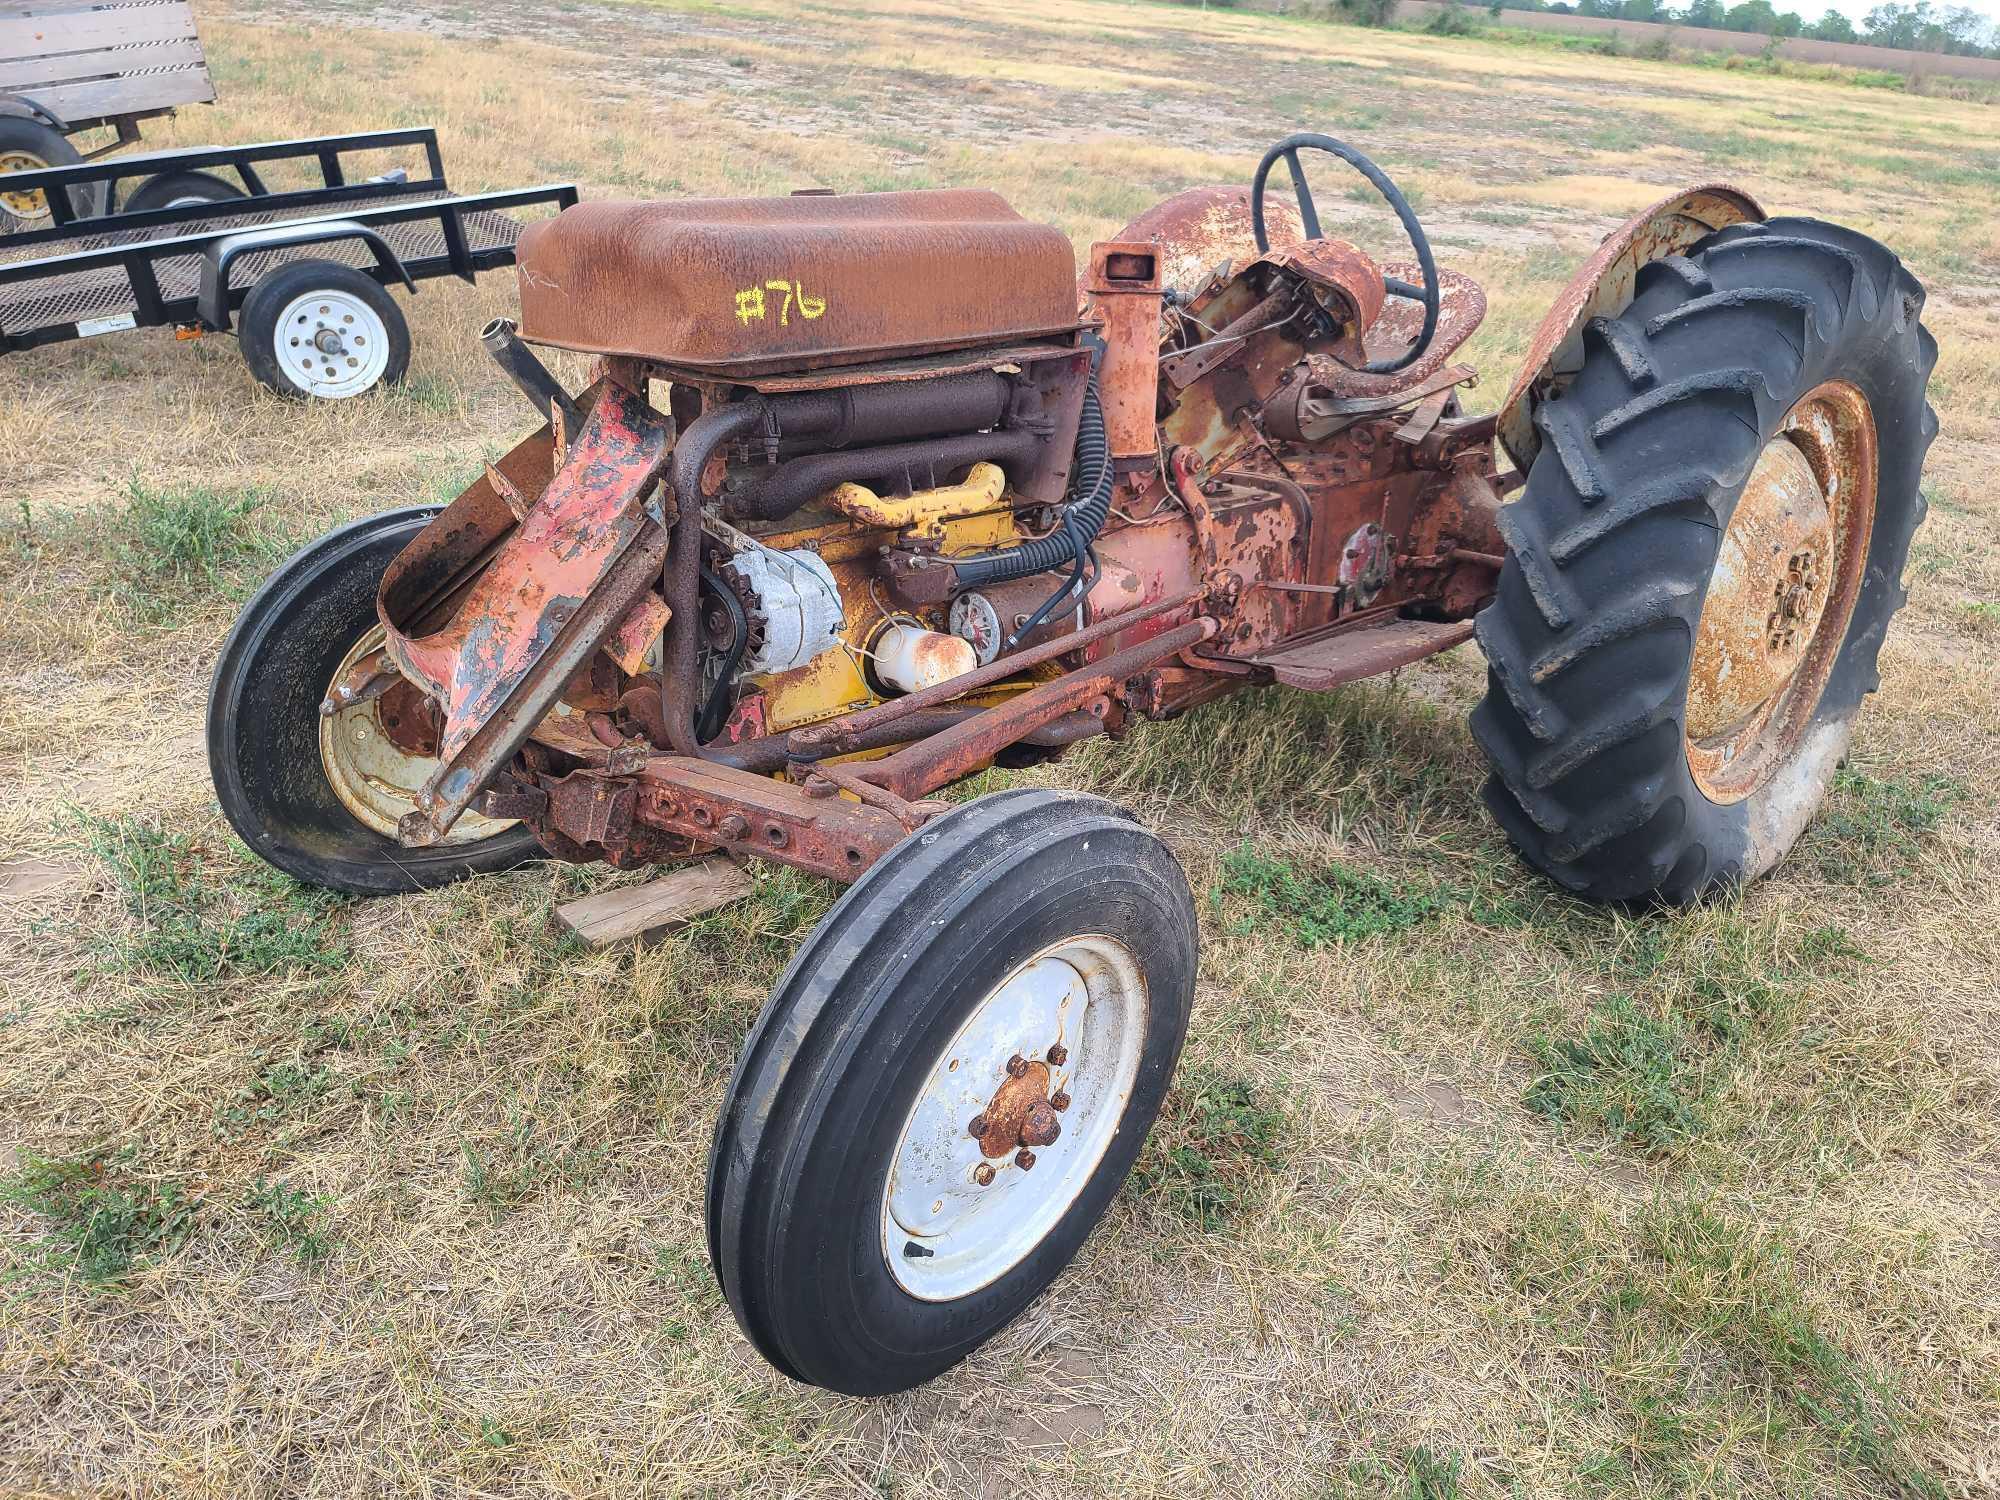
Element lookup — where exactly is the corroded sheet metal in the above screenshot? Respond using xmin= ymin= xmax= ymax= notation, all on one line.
xmin=516 ymin=190 xmax=1079 ymax=375
xmin=1112 ymin=184 xmax=1304 ymax=302
xmin=1083 ymin=241 xmax=1168 ymax=461
xmin=1498 ymin=183 xmax=1764 ymax=470
xmin=379 ymin=381 xmax=672 ymax=843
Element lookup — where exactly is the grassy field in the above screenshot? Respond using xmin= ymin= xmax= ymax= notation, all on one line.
xmin=2 ymin=0 xmax=1997 ymax=1494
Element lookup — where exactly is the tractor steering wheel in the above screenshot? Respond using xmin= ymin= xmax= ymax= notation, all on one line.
xmin=1249 ymin=132 xmax=1441 ymax=376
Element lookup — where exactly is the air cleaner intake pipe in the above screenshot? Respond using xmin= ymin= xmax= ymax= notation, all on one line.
xmin=481 ymin=317 xmax=582 ymax=433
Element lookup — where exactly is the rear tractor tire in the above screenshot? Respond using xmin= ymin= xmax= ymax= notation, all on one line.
xmin=1474 ymin=217 xmax=1936 ymax=903
xmin=707 ymin=789 xmax=1197 ymax=1396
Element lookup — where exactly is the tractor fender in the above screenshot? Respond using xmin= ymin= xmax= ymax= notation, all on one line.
xmin=1496 ymin=182 xmax=1764 ymax=473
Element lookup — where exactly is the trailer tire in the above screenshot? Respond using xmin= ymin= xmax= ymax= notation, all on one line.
xmin=209 ymin=507 xmax=542 ymax=895
xmin=1472 ymin=218 xmax=1935 ymax=904
xmin=707 ymin=789 xmax=1196 ymax=1396
xmin=0 ymin=117 xmax=105 ymax=233
xmin=240 ymin=258 xmax=410 ymax=400
xmin=122 ymin=169 xmax=245 ymax=214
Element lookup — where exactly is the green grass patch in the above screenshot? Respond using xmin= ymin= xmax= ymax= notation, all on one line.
xmin=2 ymin=1147 xmax=197 ymax=1289
xmin=63 ymin=811 xmax=348 ymax=984
xmin=1807 ymin=768 xmax=1960 ymax=886
xmin=244 ymin=1177 xmax=335 ymax=1265
xmin=462 ymin=1107 xmax=609 ymax=1215
xmin=5 ymin=481 xmax=298 ymax=631
xmin=1217 ymin=845 xmax=1445 ymax=946
xmin=1522 ymin=917 xmax=1861 ymax=1154
xmin=214 ymin=1059 xmax=336 ymax=1139
xmin=1526 ymin=993 xmax=1703 ymax=1154
xmin=1617 ymin=1199 xmax=1943 ymax=1495
xmin=1131 ymin=1068 xmax=1284 ymax=1232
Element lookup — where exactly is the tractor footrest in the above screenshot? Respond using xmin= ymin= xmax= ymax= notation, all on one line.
xmin=1233 ymin=616 xmax=1474 ymax=692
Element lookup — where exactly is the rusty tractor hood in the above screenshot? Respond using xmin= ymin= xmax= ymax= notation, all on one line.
xmin=514 ymin=189 xmax=1081 ymax=377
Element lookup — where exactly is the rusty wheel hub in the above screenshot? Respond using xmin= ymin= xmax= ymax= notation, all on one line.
xmin=880 ymin=935 xmax=1145 ymax=1301
xmin=1686 ymin=381 xmax=1876 ymax=804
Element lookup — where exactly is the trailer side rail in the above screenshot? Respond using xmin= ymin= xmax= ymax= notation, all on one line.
xmin=0 ymin=183 xmax=578 ymax=353
xmin=0 ymin=127 xmax=449 ymax=235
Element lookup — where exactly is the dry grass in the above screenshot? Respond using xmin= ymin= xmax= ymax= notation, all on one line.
xmin=1 ymin=0 xmax=1996 ymax=1495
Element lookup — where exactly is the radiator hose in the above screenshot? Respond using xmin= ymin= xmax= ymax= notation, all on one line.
xmin=950 ymin=370 xmax=1112 ymax=619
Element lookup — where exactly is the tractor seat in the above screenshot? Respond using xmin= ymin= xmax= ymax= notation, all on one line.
xmin=514 ymin=189 xmax=1080 ymax=377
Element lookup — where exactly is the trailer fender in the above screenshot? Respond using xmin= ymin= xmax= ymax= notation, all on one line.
xmin=1496 ymin=183 xmax=1763 ymax=473
xmin=0 ymin=93 xmax=68 ymax=131
xmin=199 ymin=219 xmax=416 ymax=331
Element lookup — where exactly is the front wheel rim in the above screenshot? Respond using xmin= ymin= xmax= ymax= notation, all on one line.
xmin=318 ymin=625 xmax=514 ymax=846
xmin=276 ymin=287 xmax=391 ymax=399
xmin=1685 ymin=379 xmax=1878 ymax=805
xmin=881 ymin=933 xmax=1147 ymax=1302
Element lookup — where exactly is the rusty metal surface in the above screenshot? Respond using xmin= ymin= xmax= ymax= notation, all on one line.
xmin=856 ymin=616 xmax=1216 ymax=801
xmin=1686 ymin=380 xmax=1876 ymax=805
xmin=380 ymin=379 xmax=672 ymax=844
xmin=1260 ymin=236 xmax=1384 ymax=366
xmin=1083 ymin=241 xmax=1167 ymax=462
xmin=788 ymin=586 xmax=1204 ymax=757
xmin=632 ymin=754 xmax=911 ymax=880
xmin=973 ymin=1058 xmax=1058 ymax=1159
xmin=1111 ymin=184 xmax=1304 ymax=302
xmin=515 ymin=190 xmax=1079 ymax=375
xmin=1498 ymin=183 xmax=1764 ymax=471
xmin=1311 ymin=265 xmax=1487 ymax=401
xmin=1226 ymin=615 xmax=1475 ymax=691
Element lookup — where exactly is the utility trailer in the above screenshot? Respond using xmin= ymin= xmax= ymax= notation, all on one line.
xmin=1 ymin=0 xmax=215 ymax=229
xmin=0 ymin=128 xmax=577 ymax=398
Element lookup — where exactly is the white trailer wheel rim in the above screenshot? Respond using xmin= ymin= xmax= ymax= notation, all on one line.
xmin=318 ymin=625 xmax=514 ymax=846
xmin=276 ymin=287 xmax=390 ymax=399
xmin=881 ymin=933 xmax=1147 ymax=1302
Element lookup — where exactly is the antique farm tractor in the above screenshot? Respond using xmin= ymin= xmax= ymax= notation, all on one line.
xmin=209 ymin=135 xmax=1934 ymax=1395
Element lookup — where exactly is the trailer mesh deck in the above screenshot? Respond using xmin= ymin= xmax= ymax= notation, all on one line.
xmin=0 ymin=186 xmax=532 ymax=338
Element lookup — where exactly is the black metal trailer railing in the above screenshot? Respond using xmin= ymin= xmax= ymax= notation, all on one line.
xmin=0 ymin=128 xmax=577 ymax=398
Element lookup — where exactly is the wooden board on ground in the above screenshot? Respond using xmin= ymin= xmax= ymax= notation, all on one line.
xmin=553 ymin=858 xmax=753 ymax=948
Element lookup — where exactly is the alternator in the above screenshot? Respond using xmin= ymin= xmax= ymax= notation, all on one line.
xmin=722 ymin=544 xmax=846 ymax=676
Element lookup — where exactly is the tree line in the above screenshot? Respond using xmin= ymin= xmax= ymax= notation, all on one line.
xmin=1490 ymin=0 xmax=1999 ymax=54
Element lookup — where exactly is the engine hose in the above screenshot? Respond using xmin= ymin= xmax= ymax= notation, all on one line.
xmin=950 ymin=372 xmax=1112 ymax=592
xmin=695 ymin=561 xmax=750 ymax=744
xmin=1007 ymin=546 xmax=1100 ymax=652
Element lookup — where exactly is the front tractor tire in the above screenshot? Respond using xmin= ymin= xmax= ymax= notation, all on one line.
xmin=1474 ymin=218 xmax=1936 ymax=903
xmin=707 ymin=789 xmax=1196 ymax=1396
xmin=209 ymin=508 xmax=541 ymax=895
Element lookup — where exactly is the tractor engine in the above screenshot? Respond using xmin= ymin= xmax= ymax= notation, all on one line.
xmin=364 ymin=168 xmax=1509 ymax=873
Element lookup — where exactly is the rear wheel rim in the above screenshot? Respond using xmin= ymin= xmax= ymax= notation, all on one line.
xmin=318 ymin=625 xmax=514 ymax=845
xmin=277 ymin=288 xmax=391 ymax=398
xmin=881 ymin=933 xmax=1147 ymax=1302
xmin=0 ymin=150 xmax=52 ymax=221
xmin=1685 ymin=379 xmax=1878 ymax=804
